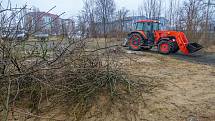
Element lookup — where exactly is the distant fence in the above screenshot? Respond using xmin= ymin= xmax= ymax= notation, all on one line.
xmin=88 ymin=29 xmax=215 ymax=47
xmin=184 ymin=31 xmax=215 ymax=46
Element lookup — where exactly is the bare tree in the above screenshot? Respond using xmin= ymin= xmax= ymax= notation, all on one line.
xmin=95 ymin=0 xmax=116 ymax=36
xmin=80 ymin=0 xmax=97 ymax=37
xmin=80 ymin=0 xmax=116 ymax=37
xmin=116 ymin=7 xmax=129 ymax=33
xmin=139 ymin=0 xmax=162 ymax=19
xmin=176 ymin=0 xmax=211 ymax=32
xmin=165 ymin=0 xmax=181 ymax=29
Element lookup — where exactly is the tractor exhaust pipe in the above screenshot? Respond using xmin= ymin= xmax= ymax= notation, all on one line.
xmin=187 ymin=43 xmax=203 ymax=53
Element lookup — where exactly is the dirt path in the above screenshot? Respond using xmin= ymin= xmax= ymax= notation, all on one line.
xmin=169 ymin=52 xmax=215 ymax=66
xmin=143 ymin=48 xmax=215 ymax=66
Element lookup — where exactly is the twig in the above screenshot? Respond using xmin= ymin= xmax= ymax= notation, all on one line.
xmin=14 ymin=109 xmax=65 ymax=121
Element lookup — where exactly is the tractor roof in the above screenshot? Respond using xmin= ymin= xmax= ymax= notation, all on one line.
xmin=136 ymin=20 xmax=159 ymax=23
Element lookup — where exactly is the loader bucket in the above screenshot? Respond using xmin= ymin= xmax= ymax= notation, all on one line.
xmin=187 ymin=43 xmax=203 ymax=53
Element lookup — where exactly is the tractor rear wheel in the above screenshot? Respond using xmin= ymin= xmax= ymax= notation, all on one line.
xmin=128 ymin=33 xmax=143 ymax=51
xmin=158 ymin=41 xmax=171 ymax=54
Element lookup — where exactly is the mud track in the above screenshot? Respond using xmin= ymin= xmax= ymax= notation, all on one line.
xmin=170 ymin=52 xmax=215 ymax=66
xmin=143 ymin=49 xmax=215 ymax=66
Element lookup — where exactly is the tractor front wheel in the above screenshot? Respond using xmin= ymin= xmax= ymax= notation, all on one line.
xmin=170 ymin=42 xmax=179 ymax=53
xmin=158 ymin=41 xmax=171 ymax=54
xmin=128 ymin=33 xmax=143 ymax=51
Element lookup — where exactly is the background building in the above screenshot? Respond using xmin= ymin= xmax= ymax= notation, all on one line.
xmin=25 ymin=12 xmax=62 ymax=35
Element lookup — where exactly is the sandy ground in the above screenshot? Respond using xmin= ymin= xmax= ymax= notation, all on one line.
xmin=83 ymin=48 xmax=215 ymax=121
xmin=4 ymin=39 xmax=215 ymax=121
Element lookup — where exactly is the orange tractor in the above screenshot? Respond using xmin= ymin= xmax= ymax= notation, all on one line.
xmin=124 ymin=20 xmax=202 ymax=55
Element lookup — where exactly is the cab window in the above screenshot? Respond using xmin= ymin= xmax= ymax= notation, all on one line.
xmin=143 ymin=22 xmax=152 ymax=31
xmin=136 ymin=22 xmax=153 ymax=31
xmin=136 ymin=23 xmax=144 ymax=30
xmin=152 ymin=23 xmax=160 ymax=30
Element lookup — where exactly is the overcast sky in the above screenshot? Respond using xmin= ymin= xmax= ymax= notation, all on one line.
xmin=2 ymin=0 xmax=170 ymax=18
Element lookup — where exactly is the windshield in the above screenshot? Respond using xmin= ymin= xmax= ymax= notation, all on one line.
xmin=136 ymin=22 xmax=160 ymax=31
xmin=152 ymin=22 xmax=160 ymax=30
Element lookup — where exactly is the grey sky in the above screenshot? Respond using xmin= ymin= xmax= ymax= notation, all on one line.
xmin=2 ymin=0 xmax=170 ymax=18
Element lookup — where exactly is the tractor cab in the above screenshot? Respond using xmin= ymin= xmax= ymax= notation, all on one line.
xmin=135 ymin=20 xmax=160 ymax=31
xmin=135 ymin=20 xmax=160 ymax=42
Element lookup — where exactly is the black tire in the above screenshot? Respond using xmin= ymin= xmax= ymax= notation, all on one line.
xmin=169 ymin=41 xmax=179 ymax=53
xmin=128 ymin=33 xmax=144 ymax=51
xmin=158 ymin=41 xmax=171 ymax=54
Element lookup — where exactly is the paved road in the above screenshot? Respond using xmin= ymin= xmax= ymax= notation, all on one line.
xmin=124 ymin=46 xmax=215 ymax=66
xmin=169 ymin=51 xmax=215 ymax=66
xmin=146 ymin=49 xmax=215 ymax=66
